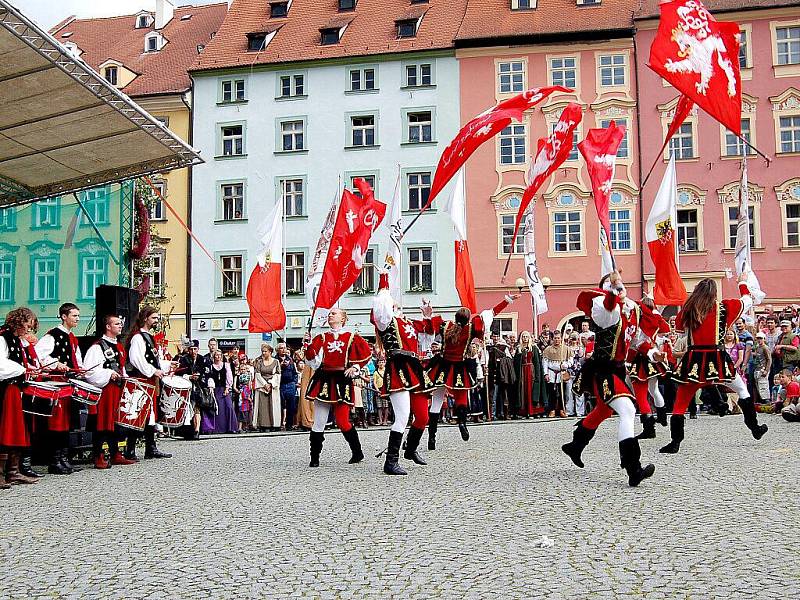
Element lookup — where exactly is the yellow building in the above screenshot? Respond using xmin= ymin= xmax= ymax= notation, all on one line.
xmin=50 ymin=1 xmax=228 ymax=348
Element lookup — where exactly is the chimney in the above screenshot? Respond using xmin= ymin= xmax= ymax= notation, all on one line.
xmin=155 ymin=0 xmax=175 ymax=29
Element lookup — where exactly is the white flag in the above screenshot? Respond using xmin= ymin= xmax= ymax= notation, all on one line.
xmin=306 ymin=181 xmax=341 ymax=325
xmin=734 ymin=157 xmax=765 ymax=305
xmin=599 ymin=228 xmax=614 ymax=278
xmin=383 ymin=170 xmax=403 ymax=305
xmin=523 ymin=211 xmax=547 ymax=315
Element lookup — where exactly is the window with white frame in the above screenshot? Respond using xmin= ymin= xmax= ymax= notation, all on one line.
xmin=349 ymin=174 xmax=376 ymax=197
xmin=499 ymin=124 xmax=526 ymax=165
xmin=149 ymin=181 xmax=165 ymax=221
xmin=550 ymin=57 xmax=577 ymax=88
xmin=498 ymin=61 xmax=524 ymax=94
xmin=221 ymin=255 xmax=243 ymax=297
xmin=281 ymin=120 xmax=304 ymax=151
xmin=145 ymin=251 xmax=165 ymax=297
xmin=408 ymin=247 xmax=433 ymax=291
xmin=726 ymin=205 xmax=756 ymax=249
xmin=281 ymin=179 xmax=304 ymax=216
xmin=221 ymin=125 xmax=244 ymax=156
xmin=80 ymin=255 xmax=107 ymax=299
xmin=350 ymin=115 xmax=376 ymax=146
xmin=32 ymin=198 xmax=59 ymax=228
xmin=551 ymin=122 xmax=579 ymax=160
xmin=725 ymin=118 xmax=754 ymax=156
xmin=104 ymin=66 xmax=118 ymax=86
xmin=0 ymin=258 xmax=14 ymax=303
xmin=279 ymin=73 xmax=305 ymax=98
xmin=405 ymin=62 xmax=432 ymax=87
xmin=609 ymin=208 xmax=632 ymax=251
xmin=285 ymin=252 xmax=305 ymax=294
xmin=600 ymin=118 xmax=629 ymax=158
xmin=136 ymin=13 xmax=152 ymax=28
xmin=354 ymin=248 xmax=376 ymax=293
xmin=32 ymin=256 xmax=58 ymax=301
xmin=553 ymin=211 xmax=582 ymax=253
xmin=500 ymin=214 xmax=525 ymax=254
xmin=676 ymin=208 xmax=699 ymax=252
xmin=221 ymin=183 xmax=245 ymax=221
xmin=511 ymin=0 xmax=536 ymax=9
xmin=739 ymin=28 xmax=750 ymax=68
xmin=491 ymin=317 xmax=516 ymax=338
xmin=786 ymin=203 xmax=800 ymax=247
xmin=0 ymin=208 xmax=15 ymax=230
xmin=669 ymin=122 xmax=695 ymax=159
xmin=776 ymin=26 xmax=800 ymax=65
xmin=779 ymin=115 xmax=800 ymax=153
xmin=145 ymin=33 xmax=162 ymax=52
xmin=407 ymin=111 xmax=432 ymax=143
xmin=80 ymin=187 xmax=110 ymax=225
xmin=221 ymin=79 xmax=246 ymax=103
xmin=598 ymin=54 xmax=626 ymax=86
xmin=349 ymin=67 xmax=376 ymax=91
xmin=407 ymin=172 xmax=431 ymax=211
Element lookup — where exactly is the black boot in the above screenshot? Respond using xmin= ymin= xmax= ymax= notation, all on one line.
xmin=309 ymin=431 xmax=323 ymax=467
xmin=561 ymin=420 xmax=596 ymax=468
xmin=60 ymin=446 xmax=80 ymax=473
xmin=144 ymin=425 xmax=172 ymax=459
xmin=20 ymin=452 xmax=44 ymax=479
xmin=636 ymin=414 xmax=657 ymax=440
xmin=48 ymin=449 xmax=70 ymax=475
xmin=383 ymin=430 xmax=407 ymax=475
xmin=619 ymin=437 xmax=655 ymax=487
xmin=403 ymin=427 xmax=427 ymax=465
xmin=659 ymin=414 xmax=685 ymax=454
xmin=738 ymin=397 xmax=768 ymax=440
xmin=124 ymin=435 xmax=139 ymax=461
xmin=655 ymin=405 xmax=668 ymax=427
xmin=342 ymin=428 xmax=364 ymax=464
xmin=455 ymin=405 xmax=469 ymax=441
xmin=427 ymin=412 xmax=438 ymax=450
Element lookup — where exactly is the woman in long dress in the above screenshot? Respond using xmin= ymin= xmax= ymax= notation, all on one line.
xmin=203 ymin=351 xmax=238 ymax=434
xmin=253 ymin=344 xmax=281 ymax=431
xmin=514 ymin=331 xmax=547 ymax=418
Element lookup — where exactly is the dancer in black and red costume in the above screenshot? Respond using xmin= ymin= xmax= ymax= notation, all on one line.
xmin=659 ymin=274 xmax=768 ymax=454
xmin=427 ymin=293 xmax=519 ymax=446
xmin=371 ymin=271 xmax=439 ymax=475
xmin=304 ymin=308 xmax=372 ymax=468
xmin=561 ymin=271 xmax=656 ymax=487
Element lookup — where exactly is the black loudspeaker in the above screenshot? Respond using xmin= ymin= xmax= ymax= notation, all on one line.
xmin=95 ymin=285 xmax=141 ymax=337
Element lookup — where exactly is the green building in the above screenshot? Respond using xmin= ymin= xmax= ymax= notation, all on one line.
xmin=0 ymin=181 xmax=134 ymax=332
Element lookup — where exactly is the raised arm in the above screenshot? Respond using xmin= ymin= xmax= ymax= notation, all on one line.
xmin=371 ymin=272 xmax=394 ymax=333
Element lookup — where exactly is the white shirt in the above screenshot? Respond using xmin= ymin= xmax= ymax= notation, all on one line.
xmin=0 ymin=336 xmax=25 ymax=381
xmin=129 ymin=329 xmax=170 ymax=378
xmin=34 ymin=324 xmax=83 ymax=370
xmin=83 ymin=336 xmax=127 ymax=388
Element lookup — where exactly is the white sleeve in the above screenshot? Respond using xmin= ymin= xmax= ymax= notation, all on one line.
xmin=34 ymin=334 xmax=56 ymax=367
xmin=307 ymin=350 xmax=323 ymax=371
xmin=83 ymin=345 xmax=112 ymax=388
xmin=372 ymin=289 xmax=394 ymax=332
xmin=480 ymin=309 xmax=495 ymax=338
xmin=74 ymin=345 xmax=84 ymax=369
xmin=591 ymin=295 xmax=621 ymax=329
xmin=129 ymin=334 xmax=157 ymax=378
xmin=0 ymin=337 xmax=25 ymax=380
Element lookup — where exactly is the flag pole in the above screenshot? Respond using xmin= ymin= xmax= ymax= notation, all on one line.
xmin=736 ymin=134 xmax=771 ymax=165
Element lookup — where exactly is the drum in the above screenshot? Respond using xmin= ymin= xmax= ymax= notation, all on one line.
xmin=70 ymin=379 xmax=102 ymax=406
xmin=116 ymin=378 xmax=156 ymax=432
xmin=159 ymin=375 xmax=192 ymax=428
xmin=21 ymin=381 xmax=72 ymax=417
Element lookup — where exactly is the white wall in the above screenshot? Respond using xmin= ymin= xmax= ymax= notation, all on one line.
xmin=190 ymin=53 xmax=461 ymax=354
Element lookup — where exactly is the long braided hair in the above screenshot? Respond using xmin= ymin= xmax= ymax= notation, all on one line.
xmin=681 ymin=279 xmax=717 ymax=333
xmin=445 ymin=307 xmax=471 ymax=344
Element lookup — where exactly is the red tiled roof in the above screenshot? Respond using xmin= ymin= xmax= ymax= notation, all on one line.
xmin=50 ymin=3 xmax=228 ymax=97
xmin=191 ymin=0 xmax=469 ymax=72
xmin=455 ymin=0 xmax=637 ymax=42
xmin=636 ymin=0 xmax=800 ymax=20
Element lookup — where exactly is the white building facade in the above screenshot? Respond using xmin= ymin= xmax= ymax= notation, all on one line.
xmin=190 ymin=51 xmax=462 ymax=352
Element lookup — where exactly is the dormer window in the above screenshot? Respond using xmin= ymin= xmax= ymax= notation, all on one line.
xmin=247 ymin=32 xmax=267 ymax=51
xmin=104 ymin=66 xmax=118 ymax=86
xmin=270 ymin=0 xmax=291 ymax=18
xmin=511 ymin=0 xmax=536 ymax=8
xmin=145 ymin=32 xmax=164 ymax=52
xmin=338 ymin=0 xmax=356 ymax=10
xmin=319 ymin=16 xmax=352 ymax=46
xmin=396 ymin=19 xmax=417 ymax=39
xmin=577 ymin=0 xmax=600 ymax=5
xmin=136 ymin=13 xmax=153 ymax=28
xmin=320 ymin=28 xmax=340 ymax=45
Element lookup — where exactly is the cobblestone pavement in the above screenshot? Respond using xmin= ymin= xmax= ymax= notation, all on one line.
xmin=2 ymin=415 xmax=798 ymax=599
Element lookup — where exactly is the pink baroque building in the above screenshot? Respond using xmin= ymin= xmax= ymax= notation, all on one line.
xmin=455 ymin=0 xmax=643 ymax=335
xmin=635 ymin=0 xmax=800 ymax=311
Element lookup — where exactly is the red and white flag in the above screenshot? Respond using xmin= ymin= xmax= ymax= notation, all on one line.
xmin=443 ymin=168 xmax=477 ymax=313
xmin=646 ymin=154 xmax=688 ymax=306
xmin=649 ymin=0 xmax=742 ymax=135
xmin=315 ymin=179 xmax=387 ymax=310
xmin=247 ymin=200 xmax=286 ymax=332
xmin=383 ymin=171 xmax=404 ymax=305
xmin=511 ymin=102 xmax=583 ymax=248
xmin=306 ymin=182 xmax=341 ymax=326
xmin=578 ymin=122 xmax=626 ymax=274
xmin=421 ymin=86 xmax=571 ymax=214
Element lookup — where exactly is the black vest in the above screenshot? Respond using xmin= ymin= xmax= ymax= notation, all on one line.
xmin=96 ymin=338 xmax=125 ymax=375
xmin=47 ymin=327 xmax=77 ymax=369
xmin=0 ymin=329 xmax=26 ymax=385
xmin=377 ymin=320 xmax=402 ymax=354
xmin=127 ymin=331 xmax=159 ymax=378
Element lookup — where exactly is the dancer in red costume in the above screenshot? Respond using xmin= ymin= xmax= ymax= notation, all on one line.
xmin=372 ymin=272 xmax=439 ymax=475
xmin=659 ymin=273 xmax=768 ymax=454
xmin=304 ymin=308 xmax=372 ymax=468
xmin=628 ymin=295 xmax=672 ymax=439
xmin=427 ymin=293 xmax=519 ymax=445
xmin=561 ymin=271 xmax=656 ymax=487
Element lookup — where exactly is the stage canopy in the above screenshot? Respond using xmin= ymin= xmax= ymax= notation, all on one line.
xmin=0 ymin=0 xmax=203 ymax=208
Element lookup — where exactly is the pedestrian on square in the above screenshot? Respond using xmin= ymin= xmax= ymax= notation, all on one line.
xmin=514 ymin=331 xmax=546 ymax=418
xmin=205 ymin=351 xmax=238 ymax=434
xmin=373 ymin=357 xmax=389 ymax=426
xmin=253 ymin=344 xmax=281 ymax=431
xmin=752 ymin=332 xmax=772 ymax=403
xmin=279 ymin=353 xmax=298 ymax=431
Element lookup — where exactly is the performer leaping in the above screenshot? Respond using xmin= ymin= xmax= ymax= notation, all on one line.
xmin=659 ymin=274 xmax=768 ymax=454
xmin=427 ymin=293 xmax=519 ymax=446
xmin=303 ymin=308 xmax=372 ymax=468
xmin=561 ymin=271 xmax=656 ymax=487
xmin=371 ymin=271 xmax=438 ymax=475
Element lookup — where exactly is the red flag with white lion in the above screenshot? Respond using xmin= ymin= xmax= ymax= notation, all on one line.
xmin=649 ymin=0 xmax=742 ymax=135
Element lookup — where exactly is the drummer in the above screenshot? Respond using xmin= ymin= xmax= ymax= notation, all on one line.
xmin=124 ymin=306 xmax=173 ymax=460
xmin=177 ymin=339 xmax=207 ymax=441
xmin=83 ymin=315 xmax=136 ymax=469
xmin=0 ymin=307 xmax=40 ymax=488
xmin=35 ymin=303 xmax=84 ymax=475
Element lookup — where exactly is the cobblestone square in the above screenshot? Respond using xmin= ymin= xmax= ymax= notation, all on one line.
xmin=2 ymin=415 xmax=798 ymax=599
